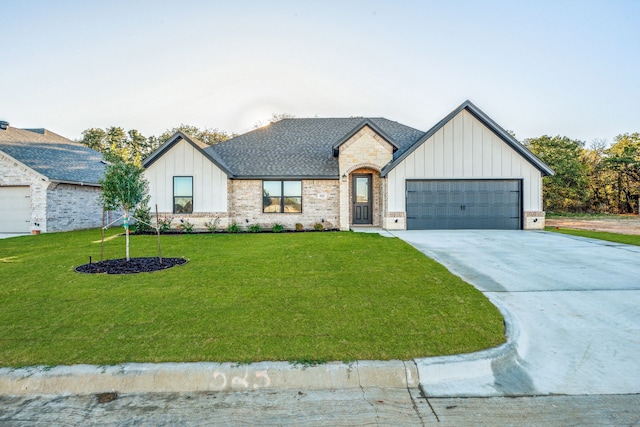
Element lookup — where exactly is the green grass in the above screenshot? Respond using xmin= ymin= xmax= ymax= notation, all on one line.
xmin=0 ymin=230 xmax=505 ymax=367
xmin=546 ymin=227 xmax=640 ymax=246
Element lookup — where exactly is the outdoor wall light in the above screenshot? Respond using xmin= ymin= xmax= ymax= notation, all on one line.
xmin=341 ymin=173 xmax=347 ymax=182
xmin=245 ymin=219 xmax=249 ymax=223
xmin=0 ymin=121 xmax=9 ymax=130
xmin=395 ymin=219 xmax=398 ymax=223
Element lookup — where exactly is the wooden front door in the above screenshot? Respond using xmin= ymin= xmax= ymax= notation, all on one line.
xmin=352 ymin=174 xmax=372 ymax=225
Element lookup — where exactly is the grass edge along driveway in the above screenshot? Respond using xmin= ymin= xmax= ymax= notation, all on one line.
xmin=0 ymin=230 xmax=505 ymax=367
xmin=546 ymin=226 xmax=640 ymax=246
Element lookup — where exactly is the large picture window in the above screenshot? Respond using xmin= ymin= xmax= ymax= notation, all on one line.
xmin=263 ymin=180 xmax=302 ymax=213
xmin=173 ymin=176 xmax=193 ymax=214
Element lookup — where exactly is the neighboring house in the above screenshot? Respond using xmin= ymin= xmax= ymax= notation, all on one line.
xmin=143 ymin=101 xmax=554 ymax=231
xmin=0 ymin=122 xmax=107 ymax=233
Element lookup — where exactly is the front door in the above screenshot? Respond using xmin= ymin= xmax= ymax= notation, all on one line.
xmin=352 ymin=174 xmax=372 ymax=225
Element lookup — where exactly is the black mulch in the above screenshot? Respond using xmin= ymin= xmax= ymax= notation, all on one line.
xmin=75 ymin=257 xmax=188 ymax=274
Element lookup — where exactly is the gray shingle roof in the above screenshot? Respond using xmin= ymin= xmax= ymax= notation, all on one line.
xmin=206 ymin=118 xmax=425 ymax=178
xmin=0 ymin=127 xmax=106 ymax=185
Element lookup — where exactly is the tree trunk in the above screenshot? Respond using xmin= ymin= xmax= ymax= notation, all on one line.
xmin=124 ymin=209 xmax=130 ymax=261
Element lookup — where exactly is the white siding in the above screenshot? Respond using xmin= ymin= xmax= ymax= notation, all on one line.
xmin=144 ymin=140 xmax=228 ymax=213
xmin=387 ymin=110 xmax=543 ymax=212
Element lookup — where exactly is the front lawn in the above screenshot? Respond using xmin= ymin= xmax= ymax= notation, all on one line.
xmin=0 ymin=230 xmax=505 ymax=367
xmin=546 ymin=227 xmax=640 ymax=246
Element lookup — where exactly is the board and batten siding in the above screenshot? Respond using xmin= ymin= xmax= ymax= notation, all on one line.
xmin=387 ymin=110 xmax=543 ymax=213
xmin=145 ymin=139 xmax=228 ymax=213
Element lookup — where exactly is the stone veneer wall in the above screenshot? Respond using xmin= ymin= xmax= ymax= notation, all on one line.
xmin=228 ymin=179 xmax=340 ymax=230
xmin=46 ymin=183 xmax=104 ymax=232
xmin=337 ymin=126 xmax=394 ymax=230
xmin=523 ymin=211 xmax=546 ymax=230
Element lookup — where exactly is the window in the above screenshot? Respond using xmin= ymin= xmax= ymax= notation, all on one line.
xmin=263 ymin=181 xmax=302 ymax=213
xmin=173 ymin=176 xmax=193 ymax=214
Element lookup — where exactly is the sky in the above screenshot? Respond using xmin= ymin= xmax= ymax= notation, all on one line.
xmin=1 ymin=0 xmax=638 ymax=144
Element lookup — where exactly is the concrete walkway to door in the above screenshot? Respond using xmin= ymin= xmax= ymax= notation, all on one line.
xmin=392 ymin=230 xmax=640 ymax=396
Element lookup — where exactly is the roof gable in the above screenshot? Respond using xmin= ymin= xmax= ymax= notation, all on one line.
xmin=381 ymin=101 xmax=554 ymax=177
xmin=331 ymin=119 xmax=400 ymax=156
xmin=143 ymin=131 xmax=233 ymax=177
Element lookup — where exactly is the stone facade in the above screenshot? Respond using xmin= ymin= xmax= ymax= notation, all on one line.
xmin=523 ymin=211 xmax=546 ymax=230
xmin=46 ymin=183 xmax=104 ymax=232
xmin=227 ymin=179 xmax=340 ymax=230
xmin=337 ymin=126 xmax=394 ymax=230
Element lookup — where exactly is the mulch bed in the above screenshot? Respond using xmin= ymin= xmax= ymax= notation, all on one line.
xmin=75 ymin=257 xmax=188 ymax=274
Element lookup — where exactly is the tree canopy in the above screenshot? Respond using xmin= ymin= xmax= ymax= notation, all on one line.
xmin=79 ymin=124 xmax=230 ymax=165
xmin=526 ymin=133 xmax=640 ymax=214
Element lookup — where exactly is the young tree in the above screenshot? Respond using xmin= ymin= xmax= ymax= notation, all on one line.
xmin=100 ymin=160 xmax=149 ymax=261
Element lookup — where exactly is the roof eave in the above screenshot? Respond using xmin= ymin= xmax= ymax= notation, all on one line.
xmin=232 ymin=175 xmax=339 ymax=180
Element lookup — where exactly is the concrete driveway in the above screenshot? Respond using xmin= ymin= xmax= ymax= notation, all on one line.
xmin=392 ymin=230 xmax=640 ymax=397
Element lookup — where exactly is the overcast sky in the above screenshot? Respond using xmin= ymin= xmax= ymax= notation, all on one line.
xmin=2 ymin=0 xmax=638 ymax=144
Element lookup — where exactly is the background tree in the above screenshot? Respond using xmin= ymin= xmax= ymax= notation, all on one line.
xmin=100 ymin=161 xmax=149 ymax=261
xmin=151 ymin=124 xmax=231 ymax=146
xmin=524 ymin=135 xmax=590 ymax=212
xmin=603 ymin=132 xmax=640 ymax=213
xmin=79 ymin=126 xmax=150 ymax=165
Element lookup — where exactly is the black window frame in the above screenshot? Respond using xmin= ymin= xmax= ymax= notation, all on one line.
xmin=173 ymin=176 xmax=193 ymax=214
xmin=262 ymin=180 xmax=302 ymax=213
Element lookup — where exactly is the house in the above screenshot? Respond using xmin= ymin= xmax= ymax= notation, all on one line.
xmin=143 ymin=101 xmax=553 ymax=231
xmin=0 ymin=122 xmax=107 ymax=233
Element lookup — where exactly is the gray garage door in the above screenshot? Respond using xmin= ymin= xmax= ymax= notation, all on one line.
xmin=0 ymin=186 xmax=31 ymax=233
xmin=406 ymin=180 xmax=521 ymax=230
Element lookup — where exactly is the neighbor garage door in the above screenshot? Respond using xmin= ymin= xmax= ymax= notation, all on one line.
xmin=0 ymin=186 xmax=31 ymax=233
xmin=406 ymin=180 xmax=521 ymax=230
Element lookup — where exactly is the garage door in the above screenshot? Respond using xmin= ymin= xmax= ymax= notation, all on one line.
xmin=0 ymin=186 xmax=31 ymax=233
xmin=406 ymin=180 xmax=521 ymax=230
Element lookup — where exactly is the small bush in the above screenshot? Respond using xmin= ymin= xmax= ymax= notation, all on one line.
xmin=158 ymin=217 xmax=174 ymax=233
xmin=177 ymin=218 xmax=194 ymax=234
xmin=248 ymin=224 xmax=262 ymax=233
xmin=295 ymin=223 xmax=304 ymax=232
xmin=272 ymin=223 xmax=284 ymax=233
xmin=314 ymin=223 xmax=324 ymax=231
xmin=132 ymin=202 xmax=153 ymax=233
xmin=204 ymin=217 xmax=220 ymax=232
xmin=228 ymin=222 xmax=241 ymax=233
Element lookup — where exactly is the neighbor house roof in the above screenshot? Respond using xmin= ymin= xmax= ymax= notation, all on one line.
xmin=204 ymin=117 xmax=425 ymax=178
xmin=0 ymin=126 xmax=106 ymax=185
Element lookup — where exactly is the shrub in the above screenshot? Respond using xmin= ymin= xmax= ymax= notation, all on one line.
xmin=132 ymin=200 xmax=153 ymax=233
xmin=158 ymin=217 xmax=174 ymax=233
xmin=248 ymin=224 xmax=262 ymax=233
xmin=314 ymin=223 xmax=324 ymax=231
xmin=177 ymin=218 xmax=194 ymax=234
xmin=228 ymin=222 xmax=241 ymax=233
xmin=272 ymin=223 xmax=284 ymax=233
xmin=295 ymin=223 xmax=304 ymax=232
xmin=204 ymin=217 xmax=220 ymax=232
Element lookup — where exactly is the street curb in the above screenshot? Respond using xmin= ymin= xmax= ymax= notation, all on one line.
xmin=0 ymin=360 xmax=418 ymax=395
xmin=415 ymin=296 xmax=523 ymax=397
